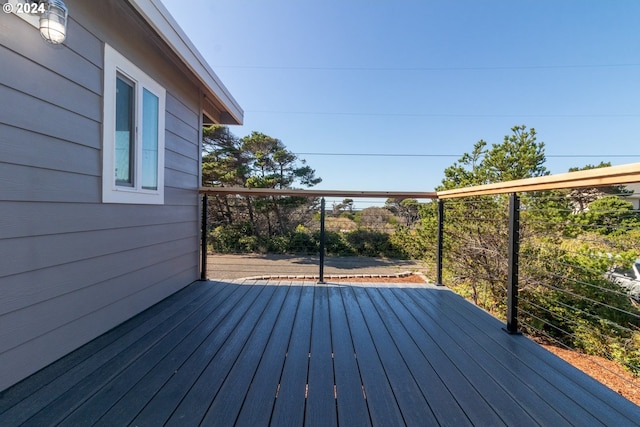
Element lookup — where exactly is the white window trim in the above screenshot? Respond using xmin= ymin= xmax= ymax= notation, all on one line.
xmin=102 ymin=44 xmax=165 ymax=204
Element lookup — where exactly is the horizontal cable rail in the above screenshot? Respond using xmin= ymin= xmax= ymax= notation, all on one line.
xmin=198 ymin=162 xmax=640 ymax=399
xmin=519 ymin=252 xmax=633 ymax=298
xmin=431 ymin=172 xmax=640 ymax=396
xmin=523 ymin=293 xmax=638 ymax=335
xmin=200 ymin=193 xmax=434 ymax=282
xmin=200 ymin=187 xmax=437 ymax=199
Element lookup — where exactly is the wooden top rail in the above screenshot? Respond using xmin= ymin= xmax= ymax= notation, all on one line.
xmin=199 ymin=187 xmax=437 ymax=199
xmin=200 ymin=162 xmax=640 ymax=201
xmin=437 ymin=162 xmax=640 ymax=199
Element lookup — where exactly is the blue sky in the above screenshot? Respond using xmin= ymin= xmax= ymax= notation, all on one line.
xmin=162 ymin=0 xmax=640 ymax=197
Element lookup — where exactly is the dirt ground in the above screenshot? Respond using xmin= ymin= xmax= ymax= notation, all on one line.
xmin=539 ymin=343 xmax=640 ymax=406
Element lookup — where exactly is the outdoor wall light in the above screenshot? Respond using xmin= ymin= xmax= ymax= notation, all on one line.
xmin=39 ymin=0 xmax=68 ymax=44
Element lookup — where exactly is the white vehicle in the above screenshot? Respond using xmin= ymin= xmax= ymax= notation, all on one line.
xmin=607 ymin=258 xmax=640 ymax=301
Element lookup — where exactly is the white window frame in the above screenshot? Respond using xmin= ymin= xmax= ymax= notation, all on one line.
xmin=102 ymin=44 xmax=165 ymax=204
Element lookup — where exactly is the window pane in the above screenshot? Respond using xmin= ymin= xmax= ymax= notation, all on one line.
xmin=115 ymin=76 xmax=134 ymax=186
xmin=142 ymin=88 xmax=159 ymax=190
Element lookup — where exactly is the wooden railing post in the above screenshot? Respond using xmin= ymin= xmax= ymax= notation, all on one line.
xmin=436 ymin=199 xmax=444 ymax=286
xmin=504 ymin=193 xmax=521 ymax=334
xmin=318 ymin=197 xmax=326 ymax=284
xmin=200 ymin=194 xmax=208 ymax=281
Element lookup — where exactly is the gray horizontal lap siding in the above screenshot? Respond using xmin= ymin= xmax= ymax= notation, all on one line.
xmin=0 ymin=0 xmax=203 ymax=391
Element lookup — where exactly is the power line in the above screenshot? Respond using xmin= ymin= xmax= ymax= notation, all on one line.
xmin=214 ymin=63 xmax=640 ymax=72
xmin=247 ymin=110 xmax=640 ymax=118
xmin=294 ymin=152 xmax=640 ymax=158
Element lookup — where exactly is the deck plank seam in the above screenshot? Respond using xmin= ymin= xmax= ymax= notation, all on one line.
xmin=233 ymin=283 xmax=301 ymax=426
xmin=17 ymin=282 xmax=231 ymax=426
xmin=68 ymin=282 xmax=241 ymax=426
xmin=332 ymin=284 xmax=373 ymax=427
xmin=199 ymin=283 xmax=291 ymax=426
xmin=402 ymin=287 xmax=579 ymax=426
xmin=131 ymin=283 xmax=267 ymax=426
xmin=91 ymin=281 xmax=248 ymax=426
xmin=369 ymin=286 xmax=473 ymax=427
xmin=327 ymin=285 xmax=340 ymax=426
xmin=355 ymin=286 xmax=440 ymax=426
xmin=263 ymin=283 xmax=304 ymax=427
xmin=390 ymin=287 xmax=511 ymax=426
xmin=306 ymin=283 xmax=339 ymax=427
xmin=268 ymin=282 xmax=314 ymax=426
xmin=342 ymin=285 xmax=408 ymax=427
xmin=164 ymin=284 xmax=276 ymax=426
xmin=302 ymin=284 xmax=315 ymax=427
xmin=363 ymin=287 xmax=441 ymax=424
xmin=0 ymin=280 xmax=213 ymax=416
xmin=427 ymin=288 xmax=640 ymax=425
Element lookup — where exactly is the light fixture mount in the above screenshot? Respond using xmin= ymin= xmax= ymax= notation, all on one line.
xmin=39 ymin=0 xmax=68 ymax=44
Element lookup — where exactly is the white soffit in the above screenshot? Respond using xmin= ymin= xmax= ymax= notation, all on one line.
xmin=128 ymin=0 xmax=243 ymax=125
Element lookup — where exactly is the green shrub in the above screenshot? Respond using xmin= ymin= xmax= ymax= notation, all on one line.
xmin=345 ymin=229 xmax=406 ymax=258
xmin=317 ymin=231 xmax=355 ymax=256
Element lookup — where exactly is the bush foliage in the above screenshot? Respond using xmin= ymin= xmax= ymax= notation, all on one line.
xmin=204 ymin=125 xmax=640 ymax=376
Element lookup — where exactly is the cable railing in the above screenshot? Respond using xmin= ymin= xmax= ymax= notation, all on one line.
xmin=199 ymin=189 xmax=436 ymax=282
xmin=199 ymin=162 xmax=640 ymax=391
xmin=434 ymin=163 xmax=640 ymax=394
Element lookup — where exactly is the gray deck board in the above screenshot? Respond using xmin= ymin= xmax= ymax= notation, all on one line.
xmin=234 ymin=283 xmax=302 ymax=426
xmin=352 ymin=286 xmax=438 ymax=427
xmin=367 ymin=287 xmax=472 ymax=427
xmin=306 ymin=285 xmax=338 ymax=427
xmin=159 ymin=284 xmax=276 ymax=426
xmin=0 ymin=281 xmax=205 ymax=415
xmin=376 ymin=286 xmax=506 ymax=426
xmin=270 ymin=284 xmax=315 ymax=427
xmin=406 ymin=287 xmax=602 ymax=426
xmin=1 ymin=280 xmax=639 ymax=427
xmin=129 ymin=283 xmax=265 ymax=426
xmin=340 ymin=286 xmax=407 ymax=427
xmin=0 ymin=282 xmax=219 ymax=426
xmin=395 ymin=286 xmax=540 ymax=426
xmin=24 ymin=282 xmax=228 ymax=426
xmin=92 ymin=282 xmax=246 ymax=426
xmin=402 ymin=287 xmax=570 ymax=426
xmin=329 ymin=286 xmax=371 ymax=427
xmin=61 ymin=282 xmax=240 ymax=426
xmin=421 ymin=286 xmax=640 ymax=426
xmin=200 ymin=283 xmax=289 ymax=427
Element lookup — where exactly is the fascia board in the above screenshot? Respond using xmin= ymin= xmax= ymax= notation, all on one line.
xmin=127 ymin=0 xmax=243 ymax=125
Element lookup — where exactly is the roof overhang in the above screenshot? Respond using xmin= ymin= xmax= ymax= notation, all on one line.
xmin=127 ymin=0 xmax=243 ymax=125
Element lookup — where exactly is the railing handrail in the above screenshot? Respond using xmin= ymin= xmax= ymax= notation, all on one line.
xmin=199 ymin=162 xmax=640 ymax=381
xmin=200 ymin=162 xmax=640 ymax=201
xmin=199 ymin=187 xmax=437 ymax=199
xmin=437 ymin=162 xmax=640 ymax=198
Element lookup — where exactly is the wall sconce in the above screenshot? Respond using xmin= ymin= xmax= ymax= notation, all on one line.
xmin=39 ymin=0 xmax=68 ymax=44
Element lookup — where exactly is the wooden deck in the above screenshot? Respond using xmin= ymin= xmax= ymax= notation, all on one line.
xmin=1 ymin=279 xmax=639 ymax=426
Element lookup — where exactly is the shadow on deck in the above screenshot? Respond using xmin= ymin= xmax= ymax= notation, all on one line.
xmin=1 ymin=279 xmax=639 ymax=426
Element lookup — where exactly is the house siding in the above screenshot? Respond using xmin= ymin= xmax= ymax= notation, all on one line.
xmin=0 ymin=0 xmax=205 ymax=390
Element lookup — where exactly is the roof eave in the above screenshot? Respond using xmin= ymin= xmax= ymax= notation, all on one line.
xmin=127 ymin=0 xmax=243 ymax=125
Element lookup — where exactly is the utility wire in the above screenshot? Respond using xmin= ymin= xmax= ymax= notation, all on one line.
xmin=213 ymin=63 xmax=640 ymax=72
xmin=293 ymin=152 xmax=640 ymax=158
xmin=247 ymin=110 xmax=640 ymax=118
